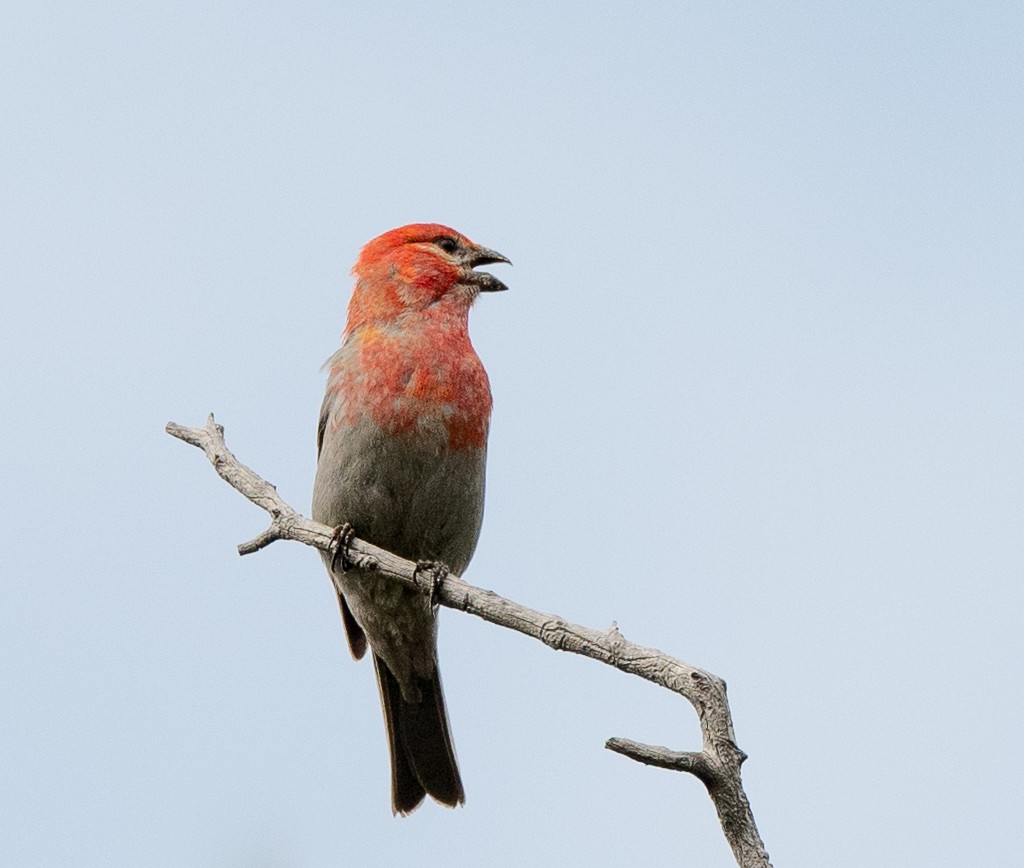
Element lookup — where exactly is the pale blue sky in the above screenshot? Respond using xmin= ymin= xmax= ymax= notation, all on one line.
xmin=2 ymin=3 xmax=1022 ymax=866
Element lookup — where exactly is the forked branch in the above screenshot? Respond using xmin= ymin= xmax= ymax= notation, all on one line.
xmin=166 ymin=414 xmax=771 ymax=868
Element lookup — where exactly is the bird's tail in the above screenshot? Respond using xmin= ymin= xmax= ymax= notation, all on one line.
xmin=373 ymin=653 xmax=465 ymax=815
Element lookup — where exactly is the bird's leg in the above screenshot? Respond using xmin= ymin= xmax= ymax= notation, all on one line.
xmin=330 ymin=522 xmax=356 ymax=573
xmin=415 ymin=560 xmax=450 ymax=610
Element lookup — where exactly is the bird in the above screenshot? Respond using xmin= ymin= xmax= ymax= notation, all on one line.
xmin=312 ymin=223 xmax=509 ymax=814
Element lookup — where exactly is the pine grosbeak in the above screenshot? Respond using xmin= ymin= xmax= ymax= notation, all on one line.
xmin=312 ymin=224 xmax=508 ymax=814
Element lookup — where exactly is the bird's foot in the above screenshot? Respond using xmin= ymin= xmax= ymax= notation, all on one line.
xmin=415 ymin=560 xmax=450 ymax=609
xmin=330 ymin=522 xmax=356 ymax=573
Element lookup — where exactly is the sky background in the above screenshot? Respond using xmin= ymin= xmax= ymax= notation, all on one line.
xmin=2 ymin=3 xmax=1022 ymax=866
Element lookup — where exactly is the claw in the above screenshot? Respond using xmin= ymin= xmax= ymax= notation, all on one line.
xmin=330 ymin=522 xmax=355 ymax=573
xmin=415 ymin=560 xmax=450 ymax=609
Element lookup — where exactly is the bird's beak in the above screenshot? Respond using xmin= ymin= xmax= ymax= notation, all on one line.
xmin=466 ymin=245 xmax=511 ymax=292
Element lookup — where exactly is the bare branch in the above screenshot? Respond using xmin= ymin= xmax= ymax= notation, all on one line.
xmin=605 ymin=738 xmax=719 ymax=784
xmin=166 ymin=415 xmax=772 ymax=868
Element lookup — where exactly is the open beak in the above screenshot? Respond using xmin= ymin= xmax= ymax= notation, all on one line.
xmin=466 ymin=245 xmax=512 ymax=292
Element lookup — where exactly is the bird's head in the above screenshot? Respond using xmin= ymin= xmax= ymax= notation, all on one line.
xmin=346 ymin=223 xmax=510 ymax=331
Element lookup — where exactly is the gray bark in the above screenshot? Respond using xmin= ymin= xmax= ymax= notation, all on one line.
xmin=166 ymin=415 xmax=772 ymax=868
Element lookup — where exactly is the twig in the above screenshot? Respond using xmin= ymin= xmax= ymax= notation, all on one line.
xmin=166 ymin=414 xmax=772 ymax=868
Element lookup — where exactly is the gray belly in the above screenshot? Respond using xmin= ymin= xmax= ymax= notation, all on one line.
xmin=311 ymin=416 xmax=486 ymax=691
xmin=312 ymin=416 xmax=487 ymax=574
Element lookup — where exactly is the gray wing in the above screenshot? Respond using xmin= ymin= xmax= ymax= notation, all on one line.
xmin=314 ymin=372 xmax=368 ymax=660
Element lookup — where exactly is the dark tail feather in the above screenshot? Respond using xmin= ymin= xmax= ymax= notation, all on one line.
xmin=373 ymin=654 xmax=465 ymax=815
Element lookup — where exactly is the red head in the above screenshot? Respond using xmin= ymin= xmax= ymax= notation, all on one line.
xmin=346 ymin=223 xmax=510 ymax=333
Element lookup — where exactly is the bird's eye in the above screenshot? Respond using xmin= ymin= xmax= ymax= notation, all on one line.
xmin=435 ymin=236 xmax=459 ymax=254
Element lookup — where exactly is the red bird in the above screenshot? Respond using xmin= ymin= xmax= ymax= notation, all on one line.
xmin=312 ymin=224 xmax=509 ymax=814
